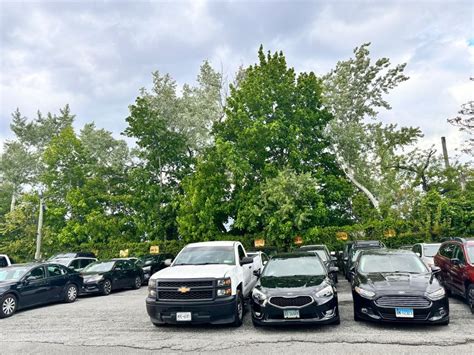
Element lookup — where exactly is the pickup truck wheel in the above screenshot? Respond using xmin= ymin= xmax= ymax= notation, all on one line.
xmin=231 ymin=290 xmax=244 ymax=327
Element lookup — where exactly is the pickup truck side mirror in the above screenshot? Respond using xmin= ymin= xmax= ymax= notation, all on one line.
xmin=163 ymin=259 xmax=172 ymax=267
xmin=415 ymin=252 xmax=421 ymax=257
xmin=430 ymin=265 xmax=441 ymax=273
xmin=253 ymin=269 xmax=261 ymax=277
xmin=240 ymin=257 xmax=253 ymax=265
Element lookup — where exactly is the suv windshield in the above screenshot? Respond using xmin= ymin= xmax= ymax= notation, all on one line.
xmin=82 ymin=261 xmax=115 ymax=273
xmin=173 ymin=246 xmax=235 ymax=266
xmin=0 ymin=266 xmax=30 ymax=281
xmin=467 ymin=246 xmax=474 ymax=264
xmin=359 ymin=254 xmax=428 ymax=273
xmin=423 ymin=244 xmax=441 ymax=257
xmin=263 ymin=257 xmax=325 ymax=277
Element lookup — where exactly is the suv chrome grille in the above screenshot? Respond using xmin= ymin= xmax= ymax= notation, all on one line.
xmin=269 ymin=296 xmax=313 ymax=308
xmin=375 ymin=296 xmax=431 ymax=308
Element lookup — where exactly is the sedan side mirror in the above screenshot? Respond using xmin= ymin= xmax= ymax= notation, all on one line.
xmin=163 ymin=259 xmax=172 ymax=267
xmin=430 ymin=265 xmax=441 ymax=273
xmin=253 ymin=269 xmax=261 ymax=277
xmin=450 ymin=258 xmax=461 ymax=266
xmin=240 ymin=257 xmax=254 ymax=265
xmin=329 ymin=266 xmax=339 ymax=273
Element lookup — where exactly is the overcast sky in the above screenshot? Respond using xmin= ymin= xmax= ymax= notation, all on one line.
xmin=1 ymin=0 xmax=473 ymax=158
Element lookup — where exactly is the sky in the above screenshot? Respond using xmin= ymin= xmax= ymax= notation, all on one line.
xmin=0 ymin=0 xmax=473 ymax=159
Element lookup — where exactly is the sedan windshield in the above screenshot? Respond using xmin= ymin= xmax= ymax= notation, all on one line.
xmin=423 ymin=244 xmax=441 ymax=257
xmin=173 ymin=246 xmax=235 ymax=266
xmin=359 ymin=254 xmax=428 ymax=273
xmin=82 ymin=261 xmax=115 ymax=273
xmin=308 ymin=250 xmax=328 ymax=262
xmin=0 ymin=266 xmax=30 ymax=281
xmin=263 ymin=257 xmax=325 ymax=277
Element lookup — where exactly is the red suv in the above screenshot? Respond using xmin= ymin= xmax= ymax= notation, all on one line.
xmin=434 ymin=238 xmax=474 ymax=313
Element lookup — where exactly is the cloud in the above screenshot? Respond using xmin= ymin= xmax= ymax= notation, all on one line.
xmin=0 ymin=0 xmax=472 ymax=161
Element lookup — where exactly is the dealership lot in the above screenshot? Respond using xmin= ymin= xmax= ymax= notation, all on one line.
xmin=1 ymin=280 xmax=473 ymax=354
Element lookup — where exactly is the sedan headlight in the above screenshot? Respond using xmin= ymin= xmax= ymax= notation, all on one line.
xmin=355 ymin=286 xmax=376 ymax=299
xmin=315 ymin=285 xmax=334 ymax=298
xmin=85 ymin=275 xmax=103 ymax=283
xmin=426 ymin=287 xmax=445 ymax=301
xmin=252 ymin=288 xmax=267 ymax=304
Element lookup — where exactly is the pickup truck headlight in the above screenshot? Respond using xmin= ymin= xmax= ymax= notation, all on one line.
xmin=252 ymin=288 xmax=267 ymax=304
xmin=216 ymin=278 xmax=232 ymax=297
xmin=355 ymin=286 xmax=376 ymax=299
xmin=315 ymin=284 xmax=334 ymax=298
xmin=426 ymin=287 xmax=445 ymax=301
xmin=148 ymin=279 xmax=157 ymax=298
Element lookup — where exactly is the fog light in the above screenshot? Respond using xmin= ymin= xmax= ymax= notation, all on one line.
xmin=439 ymin=308 xmax=447 ymax=317
xmin=325 ymin=309 xmax=335 ymax=316
xmin=361 ymin=308 xmax=368 ymax=314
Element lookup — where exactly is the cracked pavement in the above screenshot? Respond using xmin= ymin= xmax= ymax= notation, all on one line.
xmin=1 ymin=280 xmax=473 ymax=354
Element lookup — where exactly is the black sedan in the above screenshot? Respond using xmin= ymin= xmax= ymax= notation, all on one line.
xmin=251 ymin=253 xmax=340 ymax=326
xmin=0 ymin=263 xmax=83 ymax=318
xmin=136 ymin=254 xmax=174 ymax=284
xmin=80 ymin=259 xmax=143 ymax=295
xmin=351 ymin=249 xmax=449 ymax=325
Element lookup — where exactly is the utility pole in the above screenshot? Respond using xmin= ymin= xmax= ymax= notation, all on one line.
xmin=34 ymin=191 xmax=44 ymax=261
xmin=441 ymin=137 xmax=450 ymax=169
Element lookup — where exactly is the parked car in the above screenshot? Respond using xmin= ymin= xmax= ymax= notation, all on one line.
xmin=54 ymin=257 xmax=97 ymax=272
xmin=146 ymin=241 xmax=261 ymax=327
xmin=434 ymin=238 xmax=474 ymax=313
xmin=80 ymin=259 xmax=143 ymax=296
xmin=412 ymin=243 xmax=441 ymax=268
xmin=300 ymin=247 xmax=338 ymax=283
xmin=136 ymin=254 xmax=174 ymax=283
xmin=0 ymin=262 xmax=83 ymax=318
xmin=351 ymin=249 xmax=449 ymax=325
xmin=246 ymin=251 xmax=269 ymax=271
xmin=48 ymin=252 xmax=96 ymax=260
xmin=0 ymin=255 xmax=13 ymax=268
xmin=344 ymin=240 xmax=385 ymax=280
xmin=251 ymin=252 xmax=339 ymax=326
xmin=341 ymin=241 xmax=354 ymax=275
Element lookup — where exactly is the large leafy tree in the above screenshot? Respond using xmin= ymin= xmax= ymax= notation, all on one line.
xmin=179 ymin=47 xmax=352 ymax=244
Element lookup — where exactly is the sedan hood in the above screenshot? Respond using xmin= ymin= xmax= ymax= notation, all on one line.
xmin=360 ymin=272 xmax=436 ymax=294
xmin=151 ymin=264 xmax=236 ymax=280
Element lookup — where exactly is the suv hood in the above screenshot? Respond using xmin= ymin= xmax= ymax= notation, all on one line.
xmin=151 ymin=264 xmax=236 ymax=280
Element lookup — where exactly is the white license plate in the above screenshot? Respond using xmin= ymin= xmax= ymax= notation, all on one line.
xmin=176 ymin=312 xmax=192 ymax=321
xmin=283 ymin=309 xmax=300 ymax=319
xmin=395 ymin=307 xmax=414 ymax=318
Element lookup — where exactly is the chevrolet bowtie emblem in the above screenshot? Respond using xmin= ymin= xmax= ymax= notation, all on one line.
xmin=178 ymin=286 xmax=190 ymax=294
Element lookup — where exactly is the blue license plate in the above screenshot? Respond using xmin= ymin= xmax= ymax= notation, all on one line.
xmin=395 ymin=307 xmax=414 ymax=318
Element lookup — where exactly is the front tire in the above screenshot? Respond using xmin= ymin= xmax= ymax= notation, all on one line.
xmin=64 ymin=284 xmax=78 ymax=303
xmin=0 ymin=294 xmax=17 ymax=318
xmin=466 ymin=284 xmax=474 ymax=314
xmin=101 ymin=279 xmax=112 ymax=296
xmin=231 ymin=290 xmax=244 ymax=327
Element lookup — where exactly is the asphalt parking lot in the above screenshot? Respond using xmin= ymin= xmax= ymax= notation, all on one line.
xmin=1 ymin=279 xmax=473 ymax=354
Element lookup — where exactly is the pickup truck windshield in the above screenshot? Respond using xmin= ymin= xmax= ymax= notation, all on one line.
xmin=263 ymin=257 xmax=325 ymax=277
xmin=174 ymin=246 xmax=236 ymax=265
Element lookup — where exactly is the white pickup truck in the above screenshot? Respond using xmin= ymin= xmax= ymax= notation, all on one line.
xmin=146 ymin=241 xmax=262 ymax=327
xmin=0 ymin=255 xmax=13 ymax=268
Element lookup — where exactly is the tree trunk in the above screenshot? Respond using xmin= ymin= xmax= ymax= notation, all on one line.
xmin=34 ymin=194 xmax=44 ymax=261
xmin=10 ymin=192 xmax=16 ymax=212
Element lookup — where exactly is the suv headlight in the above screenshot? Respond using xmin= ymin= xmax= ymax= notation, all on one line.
xmin=426 ymin=287 xmax=445 ymax=301
xmin=315 ymin=284 xmax=334 ymax=298
xmin=148 ymin=279 xmax=157 ymax=298
xmin=252 ymin=288 xmax=267 ymax=304
xmin=216 ymin=278 xmax=232 ymax=297
xmin=355 ymin=286 xmax=376 ymax=299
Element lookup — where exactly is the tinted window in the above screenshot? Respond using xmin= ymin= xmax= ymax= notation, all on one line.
xmin=80 ymin=259 xmax=95 ymax=268
xmin=47 ymin=265 xmax=65 ymax=277
xmin=359 ymin=254 xmax=428 ymax=273
xmin=69 ymin=259 xmax=81 ymax=269
xmin=173 ymin=246 xmax=236 ymax=266
xmin=27 ymin=267 xmax=45 ymax=280
xmin=412 ymin=245 xmax=421 ymax=255
xmin=453 ymin=245 xmax=466 ymax=263
xmin=82 ymin=261 xmax=115 ymax=273
xmin=0 ymin=256 xmax=7 ymax=267
xmin=263 ymin=257 xmax=325 ymax=277
xmin=440 ymin=244 xmax=454 ymax=258
xmin=238 ymin=246 xmax=246 ymax=261
xmin=123 ymin=261 xmax=134 ymax=270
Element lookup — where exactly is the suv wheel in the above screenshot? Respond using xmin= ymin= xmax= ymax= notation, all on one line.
xmin=101 ymin=279 xmax=112 ymax=296
xmin=64 ymin=284 xmax=78 ymax=303
xmin=0 ymin=294 xmax=17 ymax=318
xmin=467 ymin=285 xmax=474 ymax=314
xmin=231 ymin=289 xmax=244 ymax=327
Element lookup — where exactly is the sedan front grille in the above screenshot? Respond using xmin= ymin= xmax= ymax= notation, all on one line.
xmin=375 ymin=296 xmax=431 ymax=308
xmin=269 ymin=296 xmax=313 ymax=308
